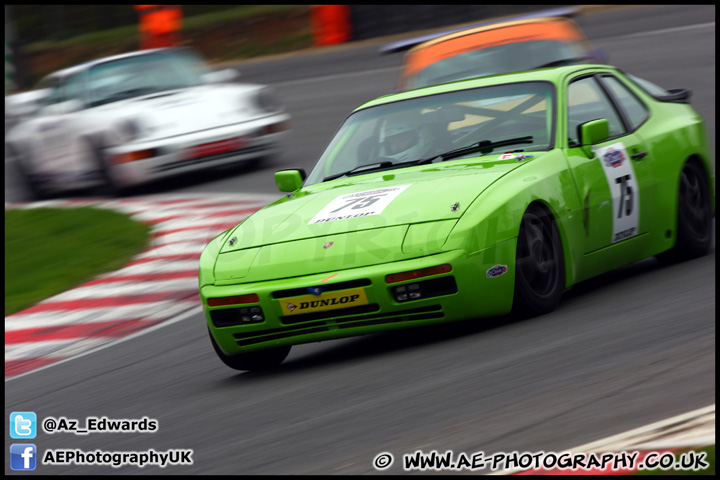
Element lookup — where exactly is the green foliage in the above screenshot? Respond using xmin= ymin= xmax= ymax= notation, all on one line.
xmin=4 ymin=207 xmax=151 ymax=316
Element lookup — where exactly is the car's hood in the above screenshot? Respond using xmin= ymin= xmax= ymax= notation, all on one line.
xmin=213 ymin=157 xmax=533 ymax=283
xmin=226 ymin=159 xmax=533 ymax=250
xmin=94 ymin=84 xmax=269 ymax=138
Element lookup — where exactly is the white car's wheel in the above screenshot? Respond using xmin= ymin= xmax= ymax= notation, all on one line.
xmin=85 ymin=138 xmax=121 ymax=197
xmin=8 ymin=143 xmax=50 ymax=201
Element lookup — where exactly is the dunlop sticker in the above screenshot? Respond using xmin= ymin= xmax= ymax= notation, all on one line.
xmin=280 ymin=287 xmax=369 ymax=315
xmin=308 ymin=185 xmax=411 ymax=224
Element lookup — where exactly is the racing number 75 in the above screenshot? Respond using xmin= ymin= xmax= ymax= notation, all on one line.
xmin=331 ymin=194 xmax=386 ymax=213
xmin=614 ymin=174 xmax=633 ymax=218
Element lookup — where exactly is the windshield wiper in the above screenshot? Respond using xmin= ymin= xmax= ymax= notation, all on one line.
xmin=323 ymin=161 xmax=395 ymax=182
xmin=322 ymin=136 xmax=534 ymax=182
xmin=419 ymin=135 xmax=534 ymax=164
xmin=323 ymin=153 xmax=445 ymax=181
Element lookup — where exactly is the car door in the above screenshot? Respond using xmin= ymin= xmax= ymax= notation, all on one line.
xmin=34 ymin=72 xmax=86 ymax=180
xmin=564 ymin=73 xmax=655 ymax=254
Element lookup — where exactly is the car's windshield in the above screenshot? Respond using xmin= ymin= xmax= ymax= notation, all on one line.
xmin=305 ymin=81 xmax=555 ymax=186
xmin=87 ymin=49 xmax=206 ymax=107
xmin=406 ymin=40 xmax=584 ymax=90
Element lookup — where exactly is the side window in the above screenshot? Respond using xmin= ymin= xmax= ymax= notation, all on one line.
xmin=598 ymin=75 xmax=648 ymax=130
xmin=39 ymin=73 xmax=85 ymax=110
xmin=626 ymin=73 xmax=670 ymax=97
xmin=567 ymin=76 xmax=625 ymax=146
xmin=42 ymin=77 xmax=66 ymax=106
xmin=62 ymin=73 xmax=87 ymax=108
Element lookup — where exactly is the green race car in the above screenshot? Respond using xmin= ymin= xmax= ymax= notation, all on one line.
xmin=200 ymin=64 xmax=714 ymax=371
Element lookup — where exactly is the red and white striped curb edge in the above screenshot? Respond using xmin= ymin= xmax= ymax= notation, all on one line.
xmin=5 ymin=193 xmax=280 ymax=378
xmin=497 ymin=404 xmax=715 ymax=475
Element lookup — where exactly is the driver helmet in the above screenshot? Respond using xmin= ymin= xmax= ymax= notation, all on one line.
xmin=379 ymin=117 xmax=424 ymax=162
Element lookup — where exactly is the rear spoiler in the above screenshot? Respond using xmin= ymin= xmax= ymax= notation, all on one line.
xmin=379 ymin=7 xmax=580 ymax=55
xmin=657 ymin=88 xmax=692 ymax=104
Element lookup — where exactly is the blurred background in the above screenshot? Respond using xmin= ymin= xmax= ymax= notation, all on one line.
xmin=6 ymin=5 xmax=311 ymax=90
xmin=5 ymin=4 xmax=562 ymax=91
xmin=4 ymin=5 xmax=714 ymax=204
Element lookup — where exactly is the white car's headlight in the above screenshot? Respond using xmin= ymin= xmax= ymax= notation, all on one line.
xmin=253 ymin=87 xmax=284 ymax=114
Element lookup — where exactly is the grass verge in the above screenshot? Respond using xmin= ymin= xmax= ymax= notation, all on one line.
xmin=5 ymin=207 xmax=152 ymax=316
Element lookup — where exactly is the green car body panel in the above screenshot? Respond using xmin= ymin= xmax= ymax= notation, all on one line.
xmin=199 ymin=65 xmax=714 ymax=364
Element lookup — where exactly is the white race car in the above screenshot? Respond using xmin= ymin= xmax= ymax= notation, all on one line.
xmin=6 ymin=47 xmax=291 ymax=198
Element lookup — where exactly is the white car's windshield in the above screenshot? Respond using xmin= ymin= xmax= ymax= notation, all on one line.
xmin=305 ymin=81 xmax=555 ymax=186
xmin=87 ymin=49 xmax=206 ymax=107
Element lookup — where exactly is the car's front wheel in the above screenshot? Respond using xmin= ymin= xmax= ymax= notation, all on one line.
xmin=209 ymin=329 xmax=291 ymax=371
xmin=657 ymin=159 xmax=713 ymax=264
xmin=512 ymin=204 xmax=565 ymax=317
xmin=85 ymin=137 xmax=122 ymax=197
xmin=7 ymin=143 xmax=50 ymax=201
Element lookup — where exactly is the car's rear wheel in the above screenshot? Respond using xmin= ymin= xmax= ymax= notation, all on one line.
xmin=513 ymin=204 xmax=565 ymax=317
xmin=657 ymin=159 xmax=713 ymax=263
xmin=209 ymin=329 xmax=291 ymax=371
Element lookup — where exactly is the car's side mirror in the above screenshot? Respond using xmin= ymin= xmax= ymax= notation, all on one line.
xmin=49 ymin=99 xmax=83 ymax=115
xmin=202 ymin=68 xmax=240 ymax=84
xmin=578 ymin=118 xmax=609 ymax=157
xmin=275 ymin=169 xmax=306 ymax=193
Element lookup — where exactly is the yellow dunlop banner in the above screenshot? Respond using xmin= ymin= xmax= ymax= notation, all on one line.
xmin=279 ymin=288 xmax=369 ymax=316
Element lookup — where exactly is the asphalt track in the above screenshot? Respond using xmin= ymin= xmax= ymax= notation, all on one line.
xmin=4 ymin=5 xmax=715 ymax=475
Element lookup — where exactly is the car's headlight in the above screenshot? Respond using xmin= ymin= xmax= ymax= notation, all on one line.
xmin=253 ymin=87 xmax=284 ymax=114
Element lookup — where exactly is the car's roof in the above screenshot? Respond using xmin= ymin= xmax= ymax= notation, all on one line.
xmin=43 ymin=47 xmax=195 ymax=80
xmin=356 ymin=64 xmax=619 ymax=111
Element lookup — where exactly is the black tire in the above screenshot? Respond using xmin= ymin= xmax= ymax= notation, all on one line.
xmin=512 ymin=204 xmax=565 ymax=317
xmin=209 ymin=329 xmax=290 ymax=372
xmin=86 ymin=137 xmax=122 ymax=197
xmin=7 ymin=143 xmax=51 ymax=201
xmin=657 ymin=160 xmax=713 ymax=264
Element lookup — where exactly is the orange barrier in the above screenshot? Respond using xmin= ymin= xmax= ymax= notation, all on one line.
xmin=311 ymin=5 xmax=351 ymax=46
xmin=135 ymin=5 xmax=182 ymax=49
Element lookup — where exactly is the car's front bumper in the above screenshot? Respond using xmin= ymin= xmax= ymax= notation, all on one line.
xmin=202 ymin=239 xmax=518 ymax=357
xmin=106 ymin=113 xmax=290 ymax=187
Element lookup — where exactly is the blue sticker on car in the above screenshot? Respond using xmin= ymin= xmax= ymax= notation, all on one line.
xmin=486 ymin=264 xmax=508 ymax=278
